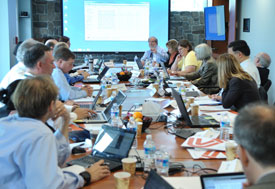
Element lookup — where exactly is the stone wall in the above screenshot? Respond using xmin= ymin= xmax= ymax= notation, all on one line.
xmin=31 ymin=0 xmax=205 ymax=63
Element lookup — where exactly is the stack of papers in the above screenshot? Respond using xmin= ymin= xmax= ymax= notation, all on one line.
xmin=200 ymin=105 xmax=230 ymax=112
xmin=145 ymin=98 xmax=171 ymax=108
xmin=195 ymin=96 xmax=222 ymax=106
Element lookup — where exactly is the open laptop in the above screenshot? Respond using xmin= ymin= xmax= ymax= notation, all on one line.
xmin=67 ymin=125 xmax=136 ymax=171
xmin=136 ymin=57 xmax=144 ymax=69
xmin=159 ymin=61 xmax=186 ymax=80
xmin=82 ymin=66 xmax=109 ymax=83
xmin=78 ymin=90 xmax=126 ymax=123
xmin=78 ymin=87 xmax=102 ymax=109
xmin=144 ymin=170 xmax=173 ymax=189
xmin=171 ymin=88 xmax=219 ymax=128
xmin=200 ymin=172 xmax=246 ymax=189
xmin=90 ymin=59 xmax=104 ymax=75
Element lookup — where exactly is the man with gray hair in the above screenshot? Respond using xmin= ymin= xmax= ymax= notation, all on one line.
xmin=0 ymin=38 xmax=40 ymax=89
xmin=234 ymin=103 xmax=275 ymax=188
xmin=254 ymin=52 xmax=271 ymax=87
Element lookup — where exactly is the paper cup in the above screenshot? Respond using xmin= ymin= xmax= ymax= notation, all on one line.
xmin=190 ymin=103 xmax=199 ymax=116
xmin=114 ymin=172 xmax=131 ymax=189
xmin=122 ymin=158 xmax=137 ymax=176
xmin=152 ymin=83 xmax=159 ymax=92
xmin=123 ymin=60 xmax=127 ymax=65
xmin=226 ymin=141 xmax=238 ymax=161
xmin=140 ymin=69 xmax=145 ymax=77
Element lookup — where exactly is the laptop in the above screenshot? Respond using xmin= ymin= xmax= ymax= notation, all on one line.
xmin=78 ymin=87 xmax=102 ymax=109
xmin=78 ymin=90 xmax=127 ymax=123
xmin=67 ymin=125 xmax=136 ymax=171
xmin=136 ymin=57 xmax=144 ymax=69
xmin=200 ymin=172 xmax=246 ymax=189
xmin=171 ymin=88 xmax=219 ymax=128
xmin=144 ymin=170 xmax=173 ymax=189
xmin=82 ymin=66 xmax=109 ymax=83
xmin=90 ymin=59 xmax=104 ymax=75
xmin=159 ymin=61 xmax=186 ymax=80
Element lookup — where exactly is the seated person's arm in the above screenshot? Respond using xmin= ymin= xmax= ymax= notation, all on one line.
xmin=222 ymin=78 xmax=241 ymax=109
xmin=176 ymin=65 xmax=196 ymax=76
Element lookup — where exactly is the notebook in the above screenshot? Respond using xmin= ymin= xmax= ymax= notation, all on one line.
xmin=171 ymin=88 xmax=219 ymax=128
xmin=200 ymin=172 xmax=246 ymax=189
xmin=82 ymin=66 xmax=109 ymax=83
xmin=67 ymin=125 xmax=136 ymax=171
xmin=159 ymin=61 xmax=185 ymax=80
xmin=77 ymin=90 xmax=126 ymax=123
xmin=144 ymin=170 xmax=173 ymax=189
xmin=79 ymin=87 xmax=102 ymax=109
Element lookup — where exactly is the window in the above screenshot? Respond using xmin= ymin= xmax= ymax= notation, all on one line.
xmin=171 ymin=0 xmax=208 ymax=12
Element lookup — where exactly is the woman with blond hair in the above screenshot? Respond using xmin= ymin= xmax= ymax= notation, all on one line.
xmin=164 ymin=39 xmax=179 ymax=68
xmin=217 ymin=53 xmax=260 ymax=111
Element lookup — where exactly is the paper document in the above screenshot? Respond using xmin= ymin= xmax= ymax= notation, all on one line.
xmin=187 ymin=148 xmax=226 ymax=159
xmin=182 ymin=136 xmax=226 ymax=151
xmin=112 ymin=84 xmax=127 ymax=91
xmin=195 ymin=96 xmax=222 ymax=106
xmin=145 ymin=98 xmax=171 ymax=108
xmin=200 ymin=105 xmax=230 ymax=112
xmin=163 ymin=176 xmax=201 ymax=189
xmin=218 ymin=159 xmax=243 ymax=173
xmin=89 ymin=84 xmax=101 ymax=91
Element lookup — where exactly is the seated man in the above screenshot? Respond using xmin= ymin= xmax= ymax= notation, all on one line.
xmin=45 ymin=38 xmax=58 ymax=50
xmin=141 ymin=36 xmax=169 ymax=65
xmin=52 ymin=47 xmax=93 ymax=101
xmin=254 ymin=52 xmax=271 ymax=87
xmin=228 ymin=40 xmax=261 ymax=88
xmin=234 ymin=103 xmax=275 ymax=188
xmin=0 ymin=75 xmax=110 ymax=188
xmin=0 ymin=38 xmax=40 ymax=89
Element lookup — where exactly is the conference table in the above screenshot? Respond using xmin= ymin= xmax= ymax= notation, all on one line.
xmin=68 ymin=70 xmax=224 ymax=189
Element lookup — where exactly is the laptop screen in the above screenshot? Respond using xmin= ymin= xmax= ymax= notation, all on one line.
xmin=92 ymin=125 xmax=135 ymax=160
xmin=91 ymin=88 xmax=102 ymax=110
xmin=97 ymin=66 xmax=109 ymax=80
xmin=171 ymin=88 xmax=193 ymax=126
xmin=159 ymin=61 xmax=170 ymax=79
xmin=104 ymin=90 xmax=127 ymax=120
xmin=201 ymin=173 xmax=246 ymax=189
xmin=144 ymin=170 xmax=173 ymax=189
xmin=136 ymin=58 xmax=144 ymax=69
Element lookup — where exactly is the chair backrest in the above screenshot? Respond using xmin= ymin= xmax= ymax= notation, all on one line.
xmin=264 ymin=79 xmax=272 ymax=92
xmin=259 ymin=86 xmax=268 ymax=102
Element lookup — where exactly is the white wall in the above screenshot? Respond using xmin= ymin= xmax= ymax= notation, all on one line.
xmin=0 ymin=0 xmax=11 ymax=81
xmin=238 ymin=0 xmax=275 ymax=104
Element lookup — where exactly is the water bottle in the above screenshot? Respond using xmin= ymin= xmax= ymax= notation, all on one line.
xmin=111 ymin=103 xmax=119 ymax=127
xmin=127 ymin=117 xmax=137 ymax=149
xmin=110 ymin=91 xmax=116 ymax=101
xmin=84 ymin=55 xmax=89 ymax=65
xmin=143 ymin=135 xmax=156 ymax=173
xmin=88 ymin=54 xmax=94 ymax=72
xmin=144 ymin=60 xmax=150 ymax=79
xmin=134 ymin=55 xmax=138 ymax=63
xmin=220 ymin=112 xmax=230 ymax=141
xmin=101 ymin=79 xmax=107 ymax=100
xmin=111 ymin=73 xmax=118 ymax=84
xmin=155 ymin=146 xmax=169 ymax=176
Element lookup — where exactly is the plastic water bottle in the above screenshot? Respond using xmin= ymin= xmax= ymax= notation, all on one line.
xmin=127 ymin=117 xmax=137 ymax=149
xmin=143 ymin=135 xmax=156 ymax=173
xmin=144 ymin=60 xmax=150 ymax=79
xmin=84 ymin=55 xmax=89 ymax=65
xmin=88 ymin=54 xmax=94 ymax=72
xmin=155 ymin=146 xmax=169 ymax=176
xmin=110 ymin=91 xmax=116 ymax=101
xmin=111 ymin=73 xmax=118 ymax=84
xmin=111 ymin=103 xmax=119 ymax=127
xmin=134 ymin=55 xmax=138 ymax=63
xmin=220 ymin=112 xmax=230 ymax=141
xmin=101 ymin=79 xmax=107 ymax=100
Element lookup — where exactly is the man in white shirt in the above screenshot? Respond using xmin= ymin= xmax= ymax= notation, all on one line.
xmin=0 ymin=75 xmax=110 ymax=188
xmin=234 ymin=103 xmax=275 ymax=188
xmin=141 ymin=36 xmax=169 ymax=65
xmin=228 ymin=40 xmax=261 ymax=88
xmin=52 ymin=47 xmax=93 ymax=101
xmin=0 ymin=38 xmax=40 ymax=89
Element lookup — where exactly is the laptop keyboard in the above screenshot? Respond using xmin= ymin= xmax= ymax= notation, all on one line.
xmin=175 ymin=128 xmax=202 ymax=139
xmin=67 ymin=155 xmax=122 ymax=171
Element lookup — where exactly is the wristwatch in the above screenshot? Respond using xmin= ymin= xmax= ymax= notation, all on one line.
xmin=80 ymin=171 xmax=91 ymax=186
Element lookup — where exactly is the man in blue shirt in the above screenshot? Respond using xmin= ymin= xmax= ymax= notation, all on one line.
xmin=52 ymin=47 xmax=93 ymax=101
xmin=0 ymin=75 xmax=110 ymax=188
xmin=141 ymin=36 xmax=169 ymax=65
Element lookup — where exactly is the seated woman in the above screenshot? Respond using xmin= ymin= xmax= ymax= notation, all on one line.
xmin=217 ymin=53 xmax=260 ymax=111
xmin=164 ymin=39 xmax=179 ymax=68
xmin=0 ymin=80 xmax=21 ymax=118
xmin=168 ymin=40 xmax=201 ymax=75
xmin=178 ymin=43 xmax=219 ymax=94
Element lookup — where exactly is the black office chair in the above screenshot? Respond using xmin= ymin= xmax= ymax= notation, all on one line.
xmin=264 ymin=79 xmax=272 ymax=92
xmin=259 ymin=86 xmax=268 ymax=102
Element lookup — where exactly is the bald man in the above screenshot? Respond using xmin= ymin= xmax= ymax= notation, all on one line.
xmin=254 ymin=52 xmax=271 ymax=87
